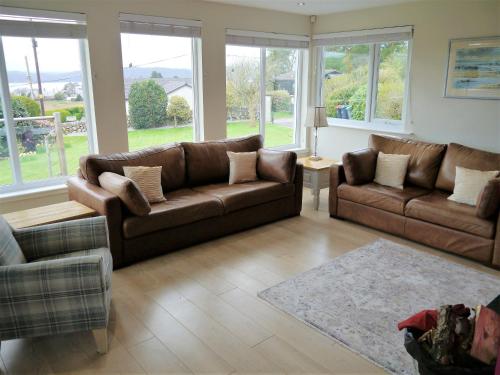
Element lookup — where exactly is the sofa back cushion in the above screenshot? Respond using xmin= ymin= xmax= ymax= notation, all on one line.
xmin=368 ymin=134 xmax=446 ymax=189
xmin=435 ymin=143 xmax=500 ymax=192
xmin=0 ymin=216 xmax=26 ymax=266
xmin=182 ymin=135 xmax=263 ymax=186
xmin=80 ymin=144 xmax=185 ymax=192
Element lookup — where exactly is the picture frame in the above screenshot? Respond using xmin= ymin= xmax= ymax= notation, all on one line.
xmin=444 ymin=36 xmax=500 ymax=99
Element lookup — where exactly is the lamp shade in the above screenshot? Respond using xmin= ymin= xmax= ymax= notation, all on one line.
xmin=305 ymin=106 xmax=328 ymax=128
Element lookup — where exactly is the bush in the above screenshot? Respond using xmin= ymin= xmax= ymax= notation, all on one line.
xmin=46 ymin=109 xmax=71 ymax=122
xmin=128 ymin=80 xmax=168 ymax=129
xmin=268 ymin=90 xmax=291 ymax=112
xmin=167 ymin=96 xmax=192 ymax=126
xmin=13 ymin=96 xmax=40 ymax=117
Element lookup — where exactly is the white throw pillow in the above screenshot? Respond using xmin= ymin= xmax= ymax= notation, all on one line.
xmin=227 ymin=151 xmax=258 ymax=184
xmin=123 ymin=166 xmax=166 ymax=203
xmin=374 ymin=152 xmax=411 ymax=190
xmin=448 ymin=166 xmax=499 ymax=206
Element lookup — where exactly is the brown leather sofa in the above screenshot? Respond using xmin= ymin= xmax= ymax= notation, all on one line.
xmin=329 ymin=134 xmax=500 ymax=267
xmin=68 ymin=135 xmax=303 ymax=268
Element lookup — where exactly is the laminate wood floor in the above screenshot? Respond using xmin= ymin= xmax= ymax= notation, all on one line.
xmin=2 ymin=189 xmax=498 ymax=375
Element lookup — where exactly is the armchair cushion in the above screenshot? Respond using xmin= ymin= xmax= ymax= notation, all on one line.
xmin=257 ymin=149 xmax=297 ymax=184
xmin=0 ymin=216 xmax=26 ymax=266
xmin=342 ymin=148 xmax=378 ymax=185
xmin=14 ymin=216 xmax=109 ymax=261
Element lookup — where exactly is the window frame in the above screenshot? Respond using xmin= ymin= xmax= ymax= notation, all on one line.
xmin=119 ymin=13 xmax=203 ymax=145
xmin=225 ymin=44 xmax=307 ymax=150
xmin=0 ymin=10 xmax=95 ymax=194
xmin=316 ymin=38 xmax=413 ymax=133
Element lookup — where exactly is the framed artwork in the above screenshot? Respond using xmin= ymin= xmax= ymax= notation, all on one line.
xmin=444 ymin=36 xmax=500 ymax=99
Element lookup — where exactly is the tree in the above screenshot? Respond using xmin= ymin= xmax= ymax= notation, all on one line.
xmin=54 ymin=91 xmax=65 ymax=100
xmin=266 ymin=49 xmax=296 ymax=91
xmin=226 ymin=60 xmax=260 ymax=122
xmin=128 ymin=79 xmax=168 ymax=129
xmin=167 ymin=96 xmax=192 ymax=126
xmin=150 ymin=71 xmax=163 ymax=78
xmin=63 ymin=82 xmax=78 ymax=97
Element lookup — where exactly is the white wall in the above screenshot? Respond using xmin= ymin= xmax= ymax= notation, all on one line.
xmin=0 ymin=0 xmax=309 ymax=213
xmin=313 ymin=0 xmax=500 ymax=160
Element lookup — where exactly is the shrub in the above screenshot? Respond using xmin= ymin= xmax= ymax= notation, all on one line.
xmin=46 ymin=109 xmax=71 ymax=122
xmin=167 ymin=96 xmax=192 ymax=126
xmin=13 ymin=96 xmax=40 ymax=117
xmin=268 ymin=90 xmax=292 ymax=112
xmin=128 ymin=80 xmax=168 ymax=129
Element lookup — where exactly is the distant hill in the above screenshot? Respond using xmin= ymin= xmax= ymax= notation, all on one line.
xmin=122 ymin=67 xmax=191 ymax=79
xmin=7 ymin=67 xmax=192 ymax=83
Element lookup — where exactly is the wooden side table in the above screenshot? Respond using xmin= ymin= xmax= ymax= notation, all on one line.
xmin=298 ymin=157 xmax=337 ymax=210
xmin=4 ymin=200 xmax=97 ymax=230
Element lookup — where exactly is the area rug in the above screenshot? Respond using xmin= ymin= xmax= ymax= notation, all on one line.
xmin=258 ymin=239 xmax=500 ymax=375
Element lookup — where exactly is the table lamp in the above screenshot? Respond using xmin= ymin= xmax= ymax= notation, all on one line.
xmin=305 ymin=106 xmax=328 ymax=161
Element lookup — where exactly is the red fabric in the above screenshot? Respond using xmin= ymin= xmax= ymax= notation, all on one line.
xmin=398 ymin=309 xmax=438 ymax=332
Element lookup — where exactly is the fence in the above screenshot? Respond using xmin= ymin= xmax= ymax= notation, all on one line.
xmin=0 ymin=112 xmax=68 ymax=178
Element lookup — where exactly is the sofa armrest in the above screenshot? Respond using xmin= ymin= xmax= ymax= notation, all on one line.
xmin=0 ymin=255 xmax=109 ymax=339
xmin=13 ymin=216 xmax=108 ymax=261
xmin=329 ymin=164 xmax=346 ymax=217
xmin=493 ymin=211 xmax=500 ymax=267
xmin=67 ymin=177 xmax=124 ymax=268
xmin=257 ymin=149 xmax=297 ymax=184
xmin=342 ymin=148 xmax=378 ymax=185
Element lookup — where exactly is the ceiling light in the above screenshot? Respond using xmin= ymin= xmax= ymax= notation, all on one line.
xmin=297 ymin=2 xmax=306 ymax=6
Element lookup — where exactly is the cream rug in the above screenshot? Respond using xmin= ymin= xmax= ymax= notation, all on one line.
xmin=258 ymin=239 xmax=500 ymax=375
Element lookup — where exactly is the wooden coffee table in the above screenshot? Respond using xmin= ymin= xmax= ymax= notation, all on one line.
xmin=298 ymin=157 xmax=337 ymax=210
xmin=4 ymin=200 xmax=97 ymax=230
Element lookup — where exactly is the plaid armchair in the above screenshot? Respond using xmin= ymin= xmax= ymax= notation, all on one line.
xmin=0 ymin=216 xmax=112 ymax=353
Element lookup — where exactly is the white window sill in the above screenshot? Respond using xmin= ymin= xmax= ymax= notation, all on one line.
xmin=327 ymin=120 xmax=413 ymax=135
xmin=0 ymin=183 xmax=68 ymax=203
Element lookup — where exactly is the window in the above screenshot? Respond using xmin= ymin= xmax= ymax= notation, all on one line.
xmin=226 ymin=30 xmax=308 ymax=148
xmin=119 ymin=14 xmax=202 ymax=151
xmin=0 ymin=8 xmax=95 ymax=192
xmin=315 ymin=26 xmax=412 ymax=130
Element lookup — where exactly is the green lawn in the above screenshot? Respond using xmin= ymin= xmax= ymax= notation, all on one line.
xmin=0 ymin=121 xmax=293 ymax=186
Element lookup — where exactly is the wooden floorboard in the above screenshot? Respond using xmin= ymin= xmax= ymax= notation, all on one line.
xmin=2 ymin=188 xmax=498 ymax=374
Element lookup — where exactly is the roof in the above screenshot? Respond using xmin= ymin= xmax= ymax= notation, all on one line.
xmin=124 ymin=77 xmax=192 ymax=99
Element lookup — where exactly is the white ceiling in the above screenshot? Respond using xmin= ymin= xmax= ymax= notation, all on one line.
xmin=203 ymin=0 xmax=420 ymax=15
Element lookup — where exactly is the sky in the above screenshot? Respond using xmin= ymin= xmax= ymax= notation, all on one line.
xmin=2 ymin=33 xmax=194 ymax=73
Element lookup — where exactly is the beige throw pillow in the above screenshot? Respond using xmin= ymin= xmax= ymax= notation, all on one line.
xmin=374 ymin=151 xmax=411 ymax=190
xmin=227 ymin=151 xmax=258 ymax=184
xmin=448 ymin=166 xmax=499 ymax=206
xmin=123 ymin=166 xmax=166 ymax=203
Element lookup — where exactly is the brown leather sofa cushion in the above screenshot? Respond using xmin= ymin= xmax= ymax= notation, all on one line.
xmin=257 ymin=149 xmax=297 ymax=184
xmin=122 ymin=189 xmax=224 ymax=239
xmin=182 ymin=135 xmax=263 ymax=186
xmin=342 ymin=148 xmax=377 ymax=185
xmin=435 ymin=143 xmax=500 ymax=192
xmin=405 ymin=190 xmax=496 ymax=238
xmin=80 ymin=144 xmax=186 ymax=192
xmin=476 ymin=178 xmax=500 ymax=219
xmin=98 ymin=172 xmax=151 ymax=216
xmin=369 ymin=134 xmax=446 ymax=189
xmin=193 ymin=181 xmax=294 ymax=213
xmin=338 ymin=182 xmax=429 ymax=215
